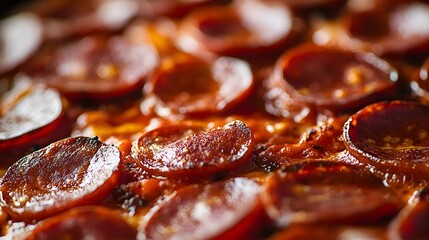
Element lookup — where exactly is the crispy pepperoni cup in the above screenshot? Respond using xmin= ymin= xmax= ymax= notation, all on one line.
xmin=411 ymin=57 xmax=429 ymax=102
xmin=0 ymin=136 xmax=121 ymax=222
xmin=314 ymin=2 xmax=429 ymax=56
xmin=343 ymin=101 xmax=429 ymax=179
xmin=24 ymin=35 xmax=159 ymax=101
xmin=141 ymin=53 xmax=253 ymax=117
xmin=177 ymin=0 xmax=304 ymax=58
xmin=265 ymin=44 xmax=398 ymax=118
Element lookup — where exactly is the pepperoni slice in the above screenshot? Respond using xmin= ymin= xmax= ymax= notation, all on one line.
xmin=142 ymin=177 xmax=266 ymax=240
xmin=137 ymin=0 xmax=217 ymax=19
xmin=141 ymin=54 xmax=253 ymax=117
xmin=265 ymin=44 xmax=398 ymax=118
xmin=29 ymin=0 xmax=138 ymax=40
xmin=388 ymin=189 xmax=429 ymax=240
xmin=177 ymin=0 xmax=303 ymax=57
xmin=0 ymin=136 xmax=121 ymax=222
xmin=133 ymin=120 xmax=254 ymax=179
xmin=343 ymin=101 xmax=429 ymax=180
xmin=411 ymin=57 xmax=429 ymax=102
xmin=0 ymin=80 xmax=65 ymax=153
xmin=0 ymin=13 xmax=43 ymax=75
xmin=28 ymin=206 xmax=137 ymax=240
xmin=261 ymin=161 xmax=403 ymax=226
xmin=24 ymin=35 xmax=158 ymax=101
xmin=314 ymin=2 xmax=429 ymax=56
xmin=269 ymin=224 xmax=386 ymax=240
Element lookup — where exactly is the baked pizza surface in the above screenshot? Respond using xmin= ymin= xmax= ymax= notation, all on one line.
xmin=1 ymin=0 xmax=429 ymax=239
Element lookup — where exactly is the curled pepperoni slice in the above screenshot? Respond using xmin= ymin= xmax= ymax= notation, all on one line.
xmin=24 ymin=35 xmax=158 ymax=101
xmin=265 ymin=44 xmax=398 ymax=118
xmin=411 ymin=57 xmax=429 ymax=102
xmin=142 ymin=177 xmax=266 ymax=240
xmin=141 ymin=54 xmax=253 ymax=117
xmin=133 ymin=120 xmax=254 ymax=179
xmin=388 ymin=189 xmax=429 ymax=240
xmin=343 ymin=101 xmax=429 ymax=180
xmin=314 ymin=2 xmax=429 ymax=56
xmin=0 ymin=13 xmax=43 ymax=75
xmin=261 ymin=161 xmax=403 ymax=227
xmin=177 ymin=0 xmax=303 ymax=57
xmin=28 ymin=206 xmax=137 ymax=240
xmin=0 ymin=80 xmax=65 ymax=153
xmin=0 ymin=136 xmax=121 ymax=222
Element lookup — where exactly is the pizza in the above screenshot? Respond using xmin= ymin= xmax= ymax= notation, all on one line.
xmin=1 ymin=0 xmax=429 ymax=239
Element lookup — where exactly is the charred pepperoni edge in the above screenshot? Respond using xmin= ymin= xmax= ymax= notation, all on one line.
xmin=0 ymin=136 xmax=121 ymax=222
xmin=177 ymin=0 xmax=304 ymax=58
xmin=343 ymin=101 xmax=429 ymax=178
xmin=261 ymin=160 xmax=403 ymax=226
xmin=267 ymin=44 xmax=398 ymax=114
xmin=28 ymin=206 xmax=137 ymax=240
xmin=387 ymin=189 xmax=429 ymax=240
xmin=133 ymin=120 xmax=254 ymax=179
xmin=0 ymin=87 xmax=66 ymax=153
xmin=142 ymin=177 xmax=267 ymax=240
xmin=142 ymin=54 xmax=253 ymax=117
xmin=23 ymin=36 xmax=159 ymax=102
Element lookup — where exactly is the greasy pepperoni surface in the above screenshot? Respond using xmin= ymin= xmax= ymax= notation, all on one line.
xmin=133 ymin=120 xmax=254 ymax=178
xmin=142 ymin=177 xmax=263 ymax=240
xmin=0 ymin=137 xmax=121 ymax=222
xmin=24 ymin=35 xmax=158 ymax=101
xmin=28 ymin=207 xmax=137 ymax=240
xmin=261 ymin=161 xmax=403 ymax=226
xmin=178 ymin=0 xmax=301 ymax=57
xmin=0 ymin=13 xmax=43 ymax=75
xmin=343 ymin=101 xmax=429 ymax=178
xmin=266 ymin=45 xmax=398 ymax=116
xmin=0 ymin=81 xmax=64 ymax=152
xmin=388 ymin=189 xmax=429 ymax=240
xmin=141 ymin=54 xmax=253 ymax=117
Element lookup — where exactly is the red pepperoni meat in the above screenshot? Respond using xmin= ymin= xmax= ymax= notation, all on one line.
xmin=388 ymin=189 xmax=429 ymax=240
xmin=261 ymin=160 xmax=403 ymax=226
xmin=0 ymin=136 xmax=121 ymax=222
xmin=177 ymin=0 xmax=303 ymax=57
xmin=142 ymin=177 xmax=265 ymax=240
xmin=0 ymin=13 xmax=43 ymax=75
xmin=28 ymin=206 xmax=137 ymax=240
xmin=265 ymin=44 xmax=398 ymax=119
xmin=141 ymin=54 xmax=253 ymax=117
xmin=133 ymin=120 xmax=254 ymax=179
xmin=343 ymin=101 xmax=429 ymax=180
xmin=24 ymin=35 xmax=158 ymax=101
xmin=0 ymin=81 xmax=65 ymax=153
xmin=314 ymin=2 xmax=429 ymax=56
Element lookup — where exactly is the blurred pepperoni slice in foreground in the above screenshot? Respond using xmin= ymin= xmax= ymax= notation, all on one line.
xmin=142 ymin=177 xmax=266 ymax=240
xmin=177 ymin=0 xmax=304 ymax=58
xmin=28 ymin=206 xmax=137 ymax=240
xmin=0 ymin=13 xmax=43 ymax=75
xmin=261 ymin=160 xmax=403 ymax=227
xmin=0 ymin=80 xmax=65 ymax=153
xmin=133 ymin=120 xmax=254 ymax=179
xmin=24 ymin=35 xmax=158 ymax=101
xmin=141 ymin=54 xmax=253 ymax=117
xmin=265 ymin=44 xmax=398 ymax=118
xmin=343 ymin=101 xmax=429 ymax=180
xmin=388 ymin=189 xmax=429 ymax=240
xmin=0 ymin=136 xmax=121 ymax=222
